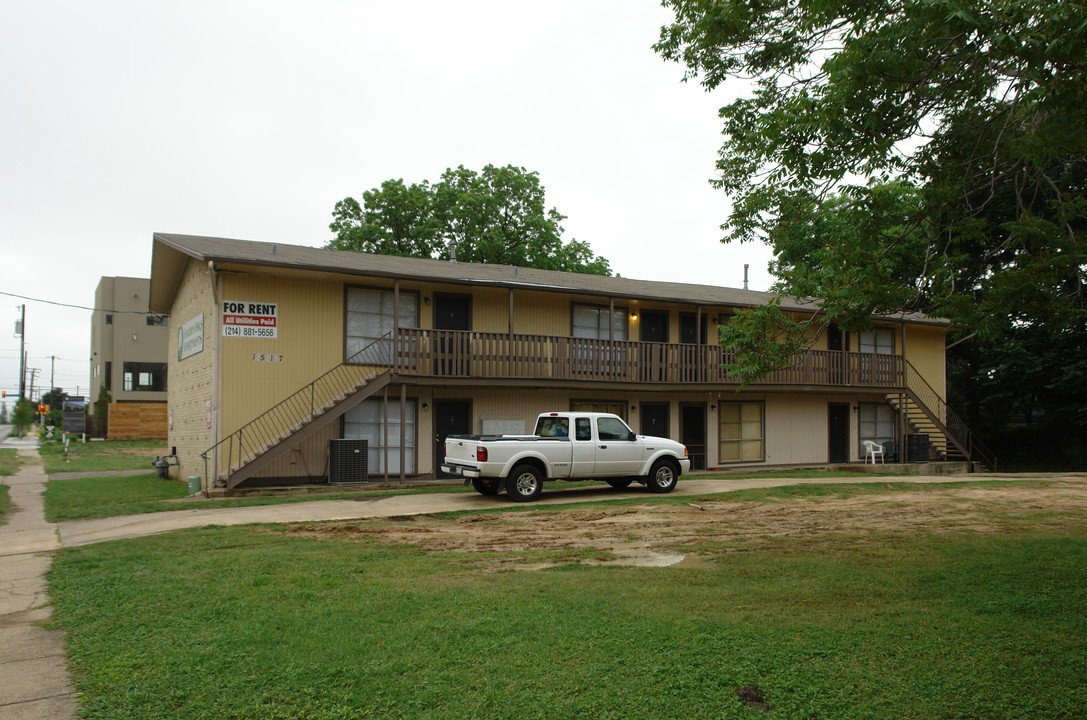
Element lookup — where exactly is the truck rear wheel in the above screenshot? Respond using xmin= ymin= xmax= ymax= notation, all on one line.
xmin=506 ymin=464 xmax=543 ymax=502
xmin=472 ymin=478 xmax=502 ymax=496
xmin=646 ymin=459 xmax=678 ymax=493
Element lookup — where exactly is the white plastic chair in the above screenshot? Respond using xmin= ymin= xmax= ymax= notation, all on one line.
xmin=863 ymin=440 xmax=885 ymax=464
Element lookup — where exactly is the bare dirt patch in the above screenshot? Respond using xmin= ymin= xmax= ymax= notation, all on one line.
xmin=282 ymin=481 xmax=1087 ymax=571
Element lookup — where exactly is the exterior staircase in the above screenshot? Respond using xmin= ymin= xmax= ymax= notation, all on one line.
xmin=886 ymin=359 xmax=996 ymax=470
xmin=203 ymin=335 xmax=393 ymax=489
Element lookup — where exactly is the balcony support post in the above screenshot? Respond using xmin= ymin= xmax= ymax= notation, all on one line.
xmin=399 ymin=383 xmax=406 ymax=486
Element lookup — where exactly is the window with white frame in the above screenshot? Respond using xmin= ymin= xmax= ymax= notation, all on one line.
xmin=859 ymin=403 xmax=896 ymax=455
xmin=719 ymin=402 xmax=764 ymax=462
xmin=344 ymin=398 xmax=416 ymax=474
xmin=859 ymin=328 xmax=894 ymax=354
xmin=345 ymin=287 xmax=419 ymax=360
xmin=572 ymin=304 xmax=627 ymax=340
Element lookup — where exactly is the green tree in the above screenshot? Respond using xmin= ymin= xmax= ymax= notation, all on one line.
xmin=330 ymin=165 xmax=612 ymax=275
xmin=654 ymin=0 xmax=1086 ymax=332
xmin=12 ymin=398 xmax=34 ymax=438
xmin=42 ymin=387 xmax=68 ymax=413
xmin=656 ymin=1 xmax=1087 ymax=465
xmin=329 ymin=179 xmax=441 ymax=259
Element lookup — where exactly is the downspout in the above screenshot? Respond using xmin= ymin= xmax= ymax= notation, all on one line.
xmin=210 ymin=260 xmax=221 ymax=494
xmin=608 ymin=298 xmax=615 ymax=380
xmin=383 ymin=385 xmax=389 ymax=483
xmin=393 ymin=280 xmax=400 ymax=484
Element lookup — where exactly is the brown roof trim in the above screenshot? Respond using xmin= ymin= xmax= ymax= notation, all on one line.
xmin=150 ymin=232 xmax=949 ymax=326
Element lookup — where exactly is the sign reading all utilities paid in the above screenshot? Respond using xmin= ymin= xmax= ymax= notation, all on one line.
xmin=222 ymin=301 xmax=278 ymax=339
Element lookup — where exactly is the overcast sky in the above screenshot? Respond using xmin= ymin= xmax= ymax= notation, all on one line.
xmin=0 ymin=0 xmax=773 ymax=400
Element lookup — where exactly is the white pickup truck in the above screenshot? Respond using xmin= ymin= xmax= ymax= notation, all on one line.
xmin=441 ymin=412 xmax=691 ymax=502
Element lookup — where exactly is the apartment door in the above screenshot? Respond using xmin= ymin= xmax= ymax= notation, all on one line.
xmin=827 ymin=324 xmax=848 ymax=385
xmin=828 ymin=402 xmax=850 ymax=464
xmin=680 ymin=403 xmax=707 ymax=470
xmin=679 ymin=312 xmax=709 ymax=381
xmin=640 ymin=402 xmax=669 ymax=438
xmin=434 ymin=400 xmax=471 ymax=479
xmin=640 ymin=310 xmax=669 ymax=382
xmin=679 ymin=313 xmax=707 ymax=344
xmin=433 ymin=293 xmax=471 ymax=375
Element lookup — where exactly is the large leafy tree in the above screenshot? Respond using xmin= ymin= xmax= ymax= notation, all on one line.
xmin=654 ymin=0 xmax=1086 ymax=332
xmin=655 ymin=1 xmax=1087 ymax=464
xmin=329 ymin=165 xmax=612 ymax=275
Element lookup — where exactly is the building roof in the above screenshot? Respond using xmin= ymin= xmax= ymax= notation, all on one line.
xmin=149 ymin=232 xmax=947 ymax=326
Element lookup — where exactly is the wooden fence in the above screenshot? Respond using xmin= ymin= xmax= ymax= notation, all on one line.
xmin=108 ymin=403 xmax=168 ymax=440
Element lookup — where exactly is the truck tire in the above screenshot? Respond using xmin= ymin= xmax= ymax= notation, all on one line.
xmin=506 ymin=464 xmax=543 ymax=502
xmin=605 ymin=478 xmax=633 ymax=489
xmin=472 ymin=477 xmax=502 ymax=496
xmin=645 ymin=459 xmax=678 ymax=493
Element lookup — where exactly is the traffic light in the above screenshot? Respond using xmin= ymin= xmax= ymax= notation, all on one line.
xmin=38 ymin=404 xmax=47 ymax=414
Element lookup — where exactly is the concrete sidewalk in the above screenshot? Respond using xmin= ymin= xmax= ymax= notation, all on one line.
xmin=0 ymin=448 xmax=78 ymax=720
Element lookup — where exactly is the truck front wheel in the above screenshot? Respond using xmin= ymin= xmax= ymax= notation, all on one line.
xmin=646 ymin=459 xmax=678 ymax=493
xmin=506 ymin=464 xmax=543 ymax=502
xmin=472 ymin=478 xmax=502 ymax=496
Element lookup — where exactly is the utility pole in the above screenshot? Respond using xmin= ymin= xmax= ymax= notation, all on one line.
xmin=16 ymin=304 xmax=25 ymax=400
xmin=50 ymin=355 xmax=56 ymax=395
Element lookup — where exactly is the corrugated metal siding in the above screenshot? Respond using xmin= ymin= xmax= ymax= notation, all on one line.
xmin=218 ymin=275 xmax=346 ymax=441
xmin=513 ymin=291 xmax=571 ymax=336
xmin=470 ymin=287 xmax=509 ymax=332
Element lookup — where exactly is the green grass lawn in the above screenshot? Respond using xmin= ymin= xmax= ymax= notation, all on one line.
xmin=48 ymin=486 xmax=1087 ymax=719
xmin=41 ymin=474 xmax=623 ymax=522
xmin=42 ymin=464 xmax=905 ymax=523
xmin=44 ymin=474 xmax=191 ymax=522
xmin=0 ymin=448 xmax=19 ymax=524
xmin=0 ymin=447 xmax=21 ymax=477
xmin=38 ymin=438 xmax=168 ymax=474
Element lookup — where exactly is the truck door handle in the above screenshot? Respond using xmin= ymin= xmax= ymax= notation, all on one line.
xmin=599 ymin=445 xmax=607 ymax=449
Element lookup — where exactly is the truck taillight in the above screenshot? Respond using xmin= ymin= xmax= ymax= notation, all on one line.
xmin=476 ymin=446 xmax=488 ymax=462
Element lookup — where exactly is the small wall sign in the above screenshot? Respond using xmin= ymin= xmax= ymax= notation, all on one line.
xmin=178 ymin=314 xmax=204 ymax=360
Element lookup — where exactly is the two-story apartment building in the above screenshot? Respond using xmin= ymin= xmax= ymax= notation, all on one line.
xmin=89 ymin=277 xmax=169 ymax=437
xmin=149 ymin=233 xmax=985 ymax=492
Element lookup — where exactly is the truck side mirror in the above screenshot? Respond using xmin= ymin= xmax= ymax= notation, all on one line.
xmin=628 ymin=431 xmax=637 ymax=441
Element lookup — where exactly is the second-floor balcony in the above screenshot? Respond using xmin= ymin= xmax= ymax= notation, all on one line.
xmin=369 ymin=328 xmax=904 ymax=389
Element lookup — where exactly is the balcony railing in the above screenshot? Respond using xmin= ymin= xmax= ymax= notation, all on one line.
xmin=378 ymin=328 xmax=904 ymax=388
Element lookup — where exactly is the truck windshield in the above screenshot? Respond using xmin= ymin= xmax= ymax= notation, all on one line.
xmin=536 ymin=417 xmax=569 ymax=437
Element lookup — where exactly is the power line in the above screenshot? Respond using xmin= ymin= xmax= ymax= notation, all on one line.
xmin=1 ymin=290 xmax=166 ymax=316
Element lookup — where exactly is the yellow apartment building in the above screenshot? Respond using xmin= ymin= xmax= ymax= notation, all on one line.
xmin=148 ymin=233 xmax=986 ymax=492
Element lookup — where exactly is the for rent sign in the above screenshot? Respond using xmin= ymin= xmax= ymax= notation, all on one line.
xmin=223 ymin=301 xmax=278 ymax=339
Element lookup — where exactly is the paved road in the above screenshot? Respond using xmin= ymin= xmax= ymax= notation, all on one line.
xmin=54 ymin=471 xmax=1077 ymax=548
